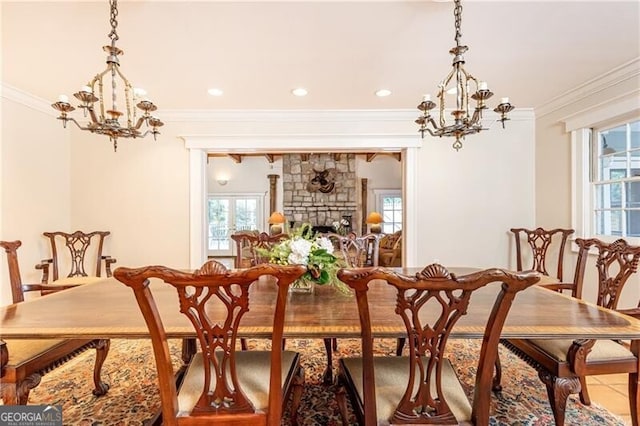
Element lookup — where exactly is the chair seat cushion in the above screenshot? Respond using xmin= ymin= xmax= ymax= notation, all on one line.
xmin=5 ymin=339 xmax=69 ymax=365
xmin=50 ymin=276 xmax=105 ymax=286
xmin=178 ymin=350 xmax=299 ymax=414
xmin=341 ymin=356 xmax=471 ymax=424
xmin=527 ymin=338 xmax=634 ymax=362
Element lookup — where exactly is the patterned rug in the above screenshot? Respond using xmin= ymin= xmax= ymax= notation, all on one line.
xmin=26 ymin=338 xmax=627 ymax=425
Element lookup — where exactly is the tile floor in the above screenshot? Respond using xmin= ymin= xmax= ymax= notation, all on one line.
xmin=587 ymin=373 xmax=632 ymax=425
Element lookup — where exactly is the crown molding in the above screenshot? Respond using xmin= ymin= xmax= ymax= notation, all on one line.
xmin=535 ymin=57 xmax=640 ymax=119
xmin=1 ymin=83 xmax=57 ymax=117
xmin=561 ymin=88 xmax=640 ymax=132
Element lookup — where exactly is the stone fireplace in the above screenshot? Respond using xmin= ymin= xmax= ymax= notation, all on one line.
xmin=283 ymin=153 xmax=357 ymax=230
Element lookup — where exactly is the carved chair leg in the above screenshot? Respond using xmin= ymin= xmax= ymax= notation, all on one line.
xmin=92 ymin=339 xmax=111 ymax=396
xmin=289 ymin=366 xmax=305 ymax=426
xmin=323 ymin=338 xmax=333 ymax=385
xmin=335 ymin=384 xmax=350 ymax=426
xmin=332 ymin=338 xmax=338 ymax=351
xmin=493 ymin=354 xmax=503 ymax=392
xmin=578 ymin=375 xmax=591 ymax=405
xmin=539 ymin=370 xmax=581 ymax=426
xmin=240 ymin=338 xmax=248 ymax=351
xmin=629 ymin=371 xmax=639 ymax=426
xmin=282 ymin=338 xmax=286 ymax=350
xmin=396 ymin=337 xmax=405 ymax=356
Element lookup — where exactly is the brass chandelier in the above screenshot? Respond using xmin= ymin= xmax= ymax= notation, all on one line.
xmin=415 ymin=0 xmax=514 ymax=151
xmin=51 ymin=0 xmax=163 ymax=152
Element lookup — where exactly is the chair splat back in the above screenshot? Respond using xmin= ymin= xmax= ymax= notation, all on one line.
xmin=338 ymin=265 xmax=540 ymax=425
xmin=337 ymin=232 xmax=381 ymax=267
xmin=41 ymin=231 xmax=114 ymax=282
xmin=577 ymin=238 xmax=640 ymax=310
xmin=231 ymin=232 xmax=287 ymax=268
xmin=114 ymin=261 xmax=306 ymax=425
xmin=511 ymin=227 xmax=574 ymax=281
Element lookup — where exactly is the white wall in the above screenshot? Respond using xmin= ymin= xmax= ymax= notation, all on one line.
xmin=0 ymin=95 xmax=71 ymax=306
xmin=535 ymin=60 xmax=640 ymax=308
xmin=69 ymin=118 xmax=191 ymax=272
xmin=413 ymin=119 xmax=535 ymax=268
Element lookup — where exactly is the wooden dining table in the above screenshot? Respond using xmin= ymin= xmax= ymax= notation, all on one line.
xmin=3 ymin=266 xmax=639 ymax=384
xmin=2 ymin=267 xmax=640 ymax=342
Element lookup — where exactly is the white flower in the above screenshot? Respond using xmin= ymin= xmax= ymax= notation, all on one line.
xmin=332 ymin=221 xmax=340 ymax=230
xmin=288 ymin=252 xmax=308 ymax=265
xmin=288 ymin=237 xmax=313 ymax=265
xmin=316 ymin=236 xmax=334 ymax=254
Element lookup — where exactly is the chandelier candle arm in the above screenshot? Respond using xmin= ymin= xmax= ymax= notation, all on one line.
xmin=415 ymin=0 xmax=513 ymax=151
xmin=51 ymin=0 xmax=163 ymax=152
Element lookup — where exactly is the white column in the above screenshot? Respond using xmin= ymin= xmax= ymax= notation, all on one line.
xmin=189 ymin=148 xmax=207 ymax=268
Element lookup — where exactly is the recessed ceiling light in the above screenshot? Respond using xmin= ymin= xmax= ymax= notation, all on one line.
xmin=291 ymin=88 xmax=308 ymax=97
xmin=208 ymin=88 xmax=224 ymax=96
xmin=375 ymin=89 xmax=392 ymax=97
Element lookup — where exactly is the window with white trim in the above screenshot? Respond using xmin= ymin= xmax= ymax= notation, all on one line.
xmin=593 ymin=120 xmax=640 ymax=237
xmin=573 ymin=116 xmax=640 ymax=243
xmin=374 ymin=189 xmax=402 ymax=233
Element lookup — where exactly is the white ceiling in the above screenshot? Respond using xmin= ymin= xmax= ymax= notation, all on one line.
xmin=2 ymin=1 xmax=639 ymax=112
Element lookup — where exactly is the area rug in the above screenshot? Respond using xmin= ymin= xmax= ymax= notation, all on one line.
xmin=26 ymin=338 xmax=627 ymax=425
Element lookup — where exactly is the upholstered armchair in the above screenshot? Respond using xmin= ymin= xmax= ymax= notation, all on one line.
xmin=378 ymin=230 xmax=402 ymax=267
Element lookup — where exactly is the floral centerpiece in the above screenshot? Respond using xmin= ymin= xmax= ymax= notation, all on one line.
xmin=259 ymin=224 xmax=349 ymax=293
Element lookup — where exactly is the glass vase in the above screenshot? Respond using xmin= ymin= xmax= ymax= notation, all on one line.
xmin=289 ymin=276 xmax=315 ymax=294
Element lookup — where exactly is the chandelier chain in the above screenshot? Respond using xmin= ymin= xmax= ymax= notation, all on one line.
xmin=454 ymin=0 xmax=462 ymax=47
xmin=108 ymin=0 xmax=119 ymax=44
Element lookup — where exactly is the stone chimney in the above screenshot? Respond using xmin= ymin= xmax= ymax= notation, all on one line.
xmin=283 ymin=153 xmax=357 ymax=229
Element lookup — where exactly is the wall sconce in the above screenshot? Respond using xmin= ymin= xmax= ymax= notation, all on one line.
xmin=216 ymin=176 xmax=229 ymax=186
xmin=366 ymin=211 xmax=383 ymax=234
xmin=268 ymin=212 xmax=286 ymax=234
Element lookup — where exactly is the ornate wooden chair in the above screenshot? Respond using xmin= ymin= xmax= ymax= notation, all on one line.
xmin=500 ymin=237 xmax=640 ymax=426
xmin=511 ymin=227 xmax=575 ymax=287
xmin=113 ymin=261 xmax=307 ymax=425
xmin=339 ymin=232 xmax=381 ymax=267
xmin=335 ymin=264 xmax=539 ymax=425
xmin=230 ymin=231 xmax=288 ymax=351
xmin=36 ymin=230 xmax=116 ymax=290
xmin=231 ymin=231 xmax=287 ymax=269
xmin=0 ymin=240 xmax=109 ymax=404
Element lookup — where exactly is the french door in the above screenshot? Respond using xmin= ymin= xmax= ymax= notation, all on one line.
xmin=207 ymin=194 xmax=264 ymax=257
